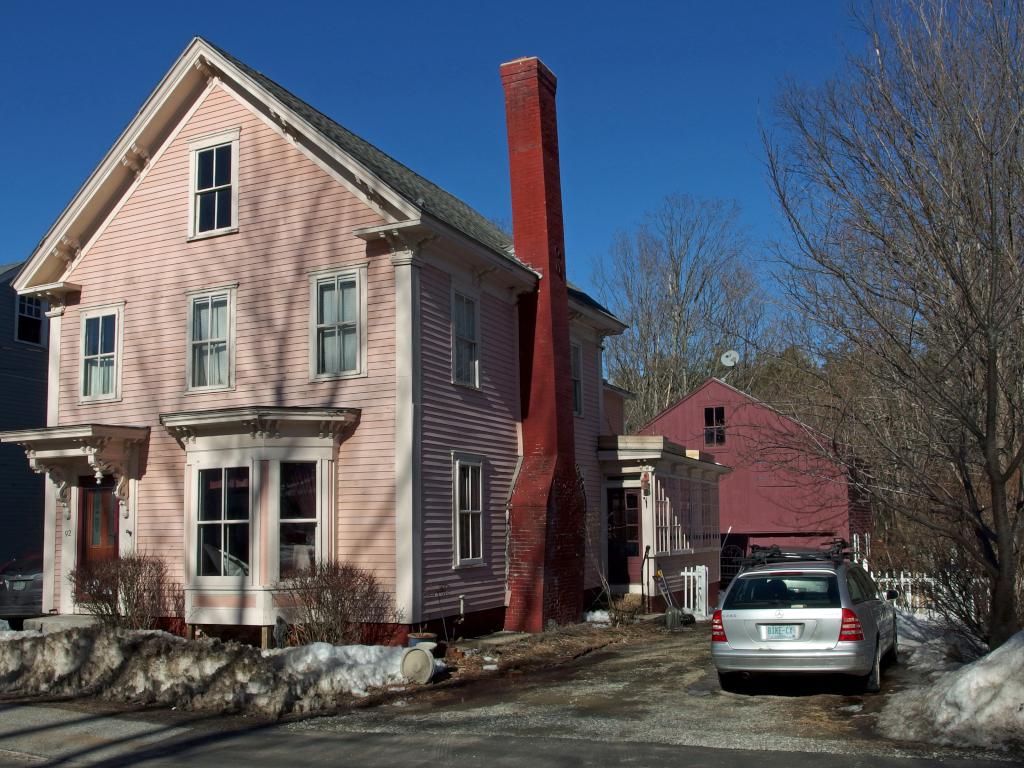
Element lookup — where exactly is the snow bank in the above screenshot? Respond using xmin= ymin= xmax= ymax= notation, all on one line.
xmin=880 ymin=630 xmax=1024 ymax=750
xmin=0 ymin=627 xmax=405 ymax=717
xmin=584 ymin=610 xmax=611 ymax=625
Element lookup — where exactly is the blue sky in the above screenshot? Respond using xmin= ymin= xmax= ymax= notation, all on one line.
xmin=0 ymin=1 xmax=864 ymax=291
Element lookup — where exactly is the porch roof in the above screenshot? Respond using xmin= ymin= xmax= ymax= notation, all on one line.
xmin=598 ymin=435 xmax=731 ymax=475
xmin=0 ymin=423 xmax=150 ymax=455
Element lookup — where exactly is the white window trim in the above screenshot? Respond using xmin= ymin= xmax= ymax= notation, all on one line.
xmin=308 ymin=263 xmax=369 ymax=381
xmin=452 ymin=451 xmax=485 ymax=567
xmin=570 ymin=341 xmax=583 ymax=417
xmin=78 ymin=301 xmax=125 ymax=404
xmin=14 ymin=294 xmax=48 ymax=348
xmin=185 ymin=284 xmax=237 ymax=393
xmin=451 ymin=287 xmax=480 ymax=389
xmin=188 ymin=456 xmax=256 ymax=589
xmin=187 ymin=128 xmax=240 ymax=240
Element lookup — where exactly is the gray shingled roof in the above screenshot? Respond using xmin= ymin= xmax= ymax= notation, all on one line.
xmin=206 ymin=40 xmax=519 ymax=262
xmin=206 ymin=39 xmax=619 ymax=324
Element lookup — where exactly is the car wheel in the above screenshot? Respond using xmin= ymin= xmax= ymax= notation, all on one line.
xmin=863 ymin=638 xmax=882 ymax=693
xmin=718 ymin=672 xmax=744 ymax=693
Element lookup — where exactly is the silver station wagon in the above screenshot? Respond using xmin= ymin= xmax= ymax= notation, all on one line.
xmin=711 ymin=543 xmax=898 ymax=692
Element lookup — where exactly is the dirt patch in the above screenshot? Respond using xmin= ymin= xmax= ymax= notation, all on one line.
xmin=444 ymin=620 xmax=667 ymax=679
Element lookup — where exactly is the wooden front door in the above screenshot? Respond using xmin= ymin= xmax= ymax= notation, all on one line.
xmin=79 ymin=479 xmax=118 ymax=568
xmin=607 ymin=488 xmax=641 ymax=586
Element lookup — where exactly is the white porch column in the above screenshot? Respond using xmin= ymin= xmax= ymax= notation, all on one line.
xmin=43 ymin=305 xmax=62 ymax=614
xmin=391 ymin=247 xmax=423 ymax=624
xmin=640 ymin=465 xmax=657 ymax=600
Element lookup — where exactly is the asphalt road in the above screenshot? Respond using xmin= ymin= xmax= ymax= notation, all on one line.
xmin=0 ymin=624 xmax=1016 ymax=767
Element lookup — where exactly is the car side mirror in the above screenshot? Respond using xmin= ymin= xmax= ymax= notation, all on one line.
xmin=885 ymin=588 xmax=900 ymax=601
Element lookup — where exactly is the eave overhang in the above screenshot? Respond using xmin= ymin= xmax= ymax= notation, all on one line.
xmin=568 ymin=297 xmax=627 ymax=336
xmin=353 ymin=219 xmax=538 ymax=292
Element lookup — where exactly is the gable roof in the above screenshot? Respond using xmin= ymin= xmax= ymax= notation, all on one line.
xmin=14 ymin=38 xmax=622 ymax=332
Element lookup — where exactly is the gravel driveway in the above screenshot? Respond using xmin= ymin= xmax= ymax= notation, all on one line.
xmin=288 ymin=622 xmax=1014 ymax=763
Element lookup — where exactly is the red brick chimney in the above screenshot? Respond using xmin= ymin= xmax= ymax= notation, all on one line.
xmin=500 ymin=57 xmax=585 ymax=632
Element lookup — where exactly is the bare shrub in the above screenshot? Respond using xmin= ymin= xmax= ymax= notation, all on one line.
xmin=279 ymin=562 xmax=400 ymax=646
xmin=69 ymin=554 xmax=174 ymax=631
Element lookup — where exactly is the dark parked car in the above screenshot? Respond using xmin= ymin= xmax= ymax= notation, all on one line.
xmin=0 ymin=554 xmax=43 ymax=620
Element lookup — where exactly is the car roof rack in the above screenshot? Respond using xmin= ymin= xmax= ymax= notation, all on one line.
xmin=741 ymin=538 xmax=850 ymax=570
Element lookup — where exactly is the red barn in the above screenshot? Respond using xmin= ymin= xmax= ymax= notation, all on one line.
xmin=639 ymin=378 xmax=872 ymax=583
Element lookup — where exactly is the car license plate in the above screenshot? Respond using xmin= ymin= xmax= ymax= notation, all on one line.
xmin=766 ymin=624 xmax=797 ymax=640
xmin=11 ymin=581 xmax=26 ymax=591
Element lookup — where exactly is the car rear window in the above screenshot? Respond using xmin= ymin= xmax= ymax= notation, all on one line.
xmin=724 ymin=573 xmax=841 ymax=609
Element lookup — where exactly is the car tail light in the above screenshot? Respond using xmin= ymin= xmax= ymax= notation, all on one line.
xmin=839 ymin=608 xmax=864 ymax=641
xmin=711 ymin=610 xmax=727 ymax=642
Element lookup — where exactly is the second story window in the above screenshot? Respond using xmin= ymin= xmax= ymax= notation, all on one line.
xmin=188 ymin=287 xmax=235 ymax=391
xmin=571 ymin=342 xmax=583 ymax=416
xmin=16 ymin=296 xmax=45 ymax=346
xmin=189 ymin=129 xmax=239 ymax=238
xmin=704 ymin=406 xmax=726 ymax=446
xmin=310 ymin=266 xmax=367 ymax=380
xmin=453 ymin=291 xmax=478 ymax=387
xmin=81 ymin=304 xmax=123 ymax=402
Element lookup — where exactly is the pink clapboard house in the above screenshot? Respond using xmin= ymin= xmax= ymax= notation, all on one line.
xmin=0 ymin=39 xmax=727 ymax=640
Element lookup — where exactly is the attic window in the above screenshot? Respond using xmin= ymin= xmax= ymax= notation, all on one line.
xmin=188 ymin=129 xmax=240 ymax=239
xmin=704 ymin=406 xmax=725 ymax=446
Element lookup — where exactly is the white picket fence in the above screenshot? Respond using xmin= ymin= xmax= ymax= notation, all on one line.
xmin=679 ymin=565 xmax=710 ymax=619
xmin=867 ymin=569 xmax=936 ymax=611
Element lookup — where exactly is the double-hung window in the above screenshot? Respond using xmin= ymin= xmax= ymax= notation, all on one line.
xmin=453 ymin=291 xmax=479 ymax=387
xmin=16 ymin=296 xmax=45 ymax=346
xmin=571 ymin=342 xmax=583 ymax=416
xmin=311 ymin=266 xmax=366 ymax=379
xmin=187 ymin=287 xmax=235 ymax=391
xmin=80 ymin=304 xmax=123 ymax=402
xmin=189 ymin=129 xmax=239 ymax=238
xmin=197 ymin=466 xmax=250 ymax=578
xmin=454 ymin=456 xmax=483 ymax=565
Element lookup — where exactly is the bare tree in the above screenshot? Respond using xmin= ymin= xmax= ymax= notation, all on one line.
xmin=594 ymin=194 xmax=773 ymax=431
xmin=767 ymin=0 xmax=1024 ymax=646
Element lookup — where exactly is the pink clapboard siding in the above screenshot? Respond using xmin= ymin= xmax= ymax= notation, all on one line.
xmin=419 ymin=263 xmax=520 ymax=619
xmin=602 ymin=387 xmax=625 ymax=435
xmin=57 ymin=83 xmax=396 ymax=588
xmin=571 ymin=331 xmax=604 ymax=590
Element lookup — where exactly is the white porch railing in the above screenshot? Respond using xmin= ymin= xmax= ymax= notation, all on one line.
xmin=679 ymin=565 xmax=710 ymax=619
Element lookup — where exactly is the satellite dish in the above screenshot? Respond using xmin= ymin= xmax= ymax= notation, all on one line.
xmin=720 ymin=350 xmax=740 ymax=368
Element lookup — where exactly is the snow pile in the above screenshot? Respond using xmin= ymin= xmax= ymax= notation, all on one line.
xmin=880 ymin=630 xmax=1024 ymax=750
xmin=896 ymin=610 xmax=986 ymax=677
xmin=0 ymin=627 xmax=405 ymax=717
xmin=584 ymin=610 xmax=611 ymax=625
